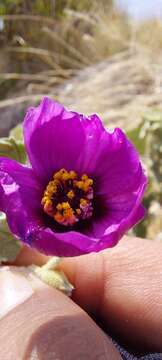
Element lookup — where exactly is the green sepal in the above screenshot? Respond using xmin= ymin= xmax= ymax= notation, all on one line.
xmin=0 ymin=213 xmax=22 ymax=264
xmin=10 ymin=124 xmax=23 ymax=142
xmin=0 ymin=136 xmax=26 ymax=163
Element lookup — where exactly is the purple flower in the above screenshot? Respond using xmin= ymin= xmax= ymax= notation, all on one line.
xmin=0 ymin=97 xmax=147 ymax=257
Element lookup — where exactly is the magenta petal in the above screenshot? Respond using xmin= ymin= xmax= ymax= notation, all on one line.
xmin=0 ymin=158 xmax=98 ymax=256
xmin=91 ymin=178 xmax=147 ymax=252
xmin=34 ymin=200 xmax=145 ymax=257
xmin=0 ymin=158 xmax=43 ymax=212
xmin=0 ymin=158 xmax=44 ymax=240
xmin=0 ymin=159 xmax=97 ymax=256
xmin=94 ymin=128 xmax=144 ymax=197
xmin=23 ymin=97 xmax=107 ymax=184
xmin=28 ymin=227 xmax=98 ymax=257
xmin=0 ymin=97 xmax=147 ymax=257
xmin=84 ymin=171 xmax=147 ymax=250
xmin=93 ymin=205 xmax=146 ymax=252
xmin=24 ymin=97 xmax=86 ymax=184
xmin=74 ymin=113 xmax=105 ymax=174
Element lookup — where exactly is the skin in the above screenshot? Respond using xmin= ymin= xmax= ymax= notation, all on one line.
xmin=1 ymin=235 xmax=162 ymax=358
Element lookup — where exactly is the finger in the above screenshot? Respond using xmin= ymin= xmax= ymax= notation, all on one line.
xmin=0 ymin=267 xmax=121 ymax=360
xmin=14 ymin=237 xmax=162 ymax=351
xmin=60 ymin=236 xmax=162 ymax=352
xmin=14 ymin=245 xmax=48 ymax=266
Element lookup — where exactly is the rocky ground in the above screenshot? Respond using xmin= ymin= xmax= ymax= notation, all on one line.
xmin=57 ymin=48 xmax=162 ymax=130
xmin=1 ymin=47 xmax=162 ymax=136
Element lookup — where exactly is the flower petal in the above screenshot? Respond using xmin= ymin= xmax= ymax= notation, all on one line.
xmin=83 ymin=170 xmax=147 ymax=250
xmin=1 ymin=98 xmax=147 ymax=257
xmin=24 ymin=97 xmax=86 ymax=184
xmin=94 ymin=205 xmax=146 ymax=252
xmin=74 ymin=113 xmax=105 ymax=174
xmin=26 ymin=227 xmax=98 ymax=257
xmin=0 ymin=158 xmax=43 ymax=239
xmin=0 ymin=158 xmax=99 ymax=256
xmin=90 ymin=175 xmax=147 ymax=252
xmin=0 ymin=158 xmax=43 ymax=212
xmin=94 ymin=128 xmax=144 ymax=197
xmin=0 ymin=156 xmax=147 ymax=257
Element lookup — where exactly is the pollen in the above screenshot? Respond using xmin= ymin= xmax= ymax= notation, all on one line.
xmin=41 ymin=168 xmax=94 ymax=226
xmin=67 ymin=190 xmax=75 ymax=199
xmin=80 ymin=198 xmax=88 ymax=206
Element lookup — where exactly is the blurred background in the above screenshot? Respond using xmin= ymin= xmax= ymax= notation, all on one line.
xmin=0 ymin=0 xmax=162 ymax=242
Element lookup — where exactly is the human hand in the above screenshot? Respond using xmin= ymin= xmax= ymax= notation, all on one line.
xmin=1 ymin=235 xmax=162 ymax=359
xmin=0 ymin=262 xmax=120 ymax=359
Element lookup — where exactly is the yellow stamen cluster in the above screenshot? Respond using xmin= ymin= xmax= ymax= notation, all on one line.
xmin=75 ymin=174 xmax=93 ymax=192
xmin=41 ymin=168 xmax=93 ymax=226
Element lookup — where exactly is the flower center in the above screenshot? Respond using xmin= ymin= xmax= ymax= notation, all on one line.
xmin=41 ymin=168 xmax=94 ymax=226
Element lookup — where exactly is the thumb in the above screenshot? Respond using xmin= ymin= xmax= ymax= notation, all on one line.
xmin=0 ymin=266 xmax=121 ymax=360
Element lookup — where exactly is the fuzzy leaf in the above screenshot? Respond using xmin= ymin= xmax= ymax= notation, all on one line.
xmin=127 ymin=125 xmax=145 ymax=155
xmin=0 ymin=213 xmax=22 ymax=263
xmin=10 ymin=124 xmax=23 ymax=142
xmin=0 ymin=137 xmax=26 ymax=163
xmin=142 ymin=110 xmax=162 ymax=123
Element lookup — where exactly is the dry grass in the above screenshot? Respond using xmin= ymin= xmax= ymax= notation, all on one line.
xmin=0 ymin=7 xmax=131 ymax=97
xmin=54 ymin=46 xmax=162 ymax=131
xmin=1 ymin=5 xmax=162 ymax=133
xmin=1 ymin=45 xmax=162 ymax=134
